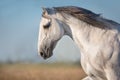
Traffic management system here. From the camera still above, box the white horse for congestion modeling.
[38,6,120,80]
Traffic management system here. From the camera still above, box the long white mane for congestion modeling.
[53,6,120,29]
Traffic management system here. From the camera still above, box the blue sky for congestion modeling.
[0,0,120,62]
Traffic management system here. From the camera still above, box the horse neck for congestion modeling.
[62,16,105,53]
[56,13,106,52]
[65,18,119,55]
[66,20,91,51]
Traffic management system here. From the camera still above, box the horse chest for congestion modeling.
[80,53,106,80]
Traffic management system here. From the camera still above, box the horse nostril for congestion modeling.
[40,52,44,57]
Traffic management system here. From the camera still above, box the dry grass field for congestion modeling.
[0,63,86,80]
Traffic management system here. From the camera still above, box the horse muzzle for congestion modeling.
[39,49,53,59]
[38,41,56,59]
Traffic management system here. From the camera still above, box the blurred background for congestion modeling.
[0,0,120,80]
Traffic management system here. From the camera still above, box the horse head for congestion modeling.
[38,7,65,59]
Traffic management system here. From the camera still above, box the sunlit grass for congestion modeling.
[0,63,86,80]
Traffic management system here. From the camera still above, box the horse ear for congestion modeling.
[42,7,51,20]
[42,7,46,12]
[42,7,49,15]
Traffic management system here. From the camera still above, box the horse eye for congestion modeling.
[43,22,51,28]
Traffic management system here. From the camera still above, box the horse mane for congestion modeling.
[54,6,119,29]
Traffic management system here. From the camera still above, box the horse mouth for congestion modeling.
[40,50,53,59]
